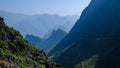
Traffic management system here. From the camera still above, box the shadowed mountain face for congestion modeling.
[25,29,67,53]
[49,0,120,68]
[0,11,79,38]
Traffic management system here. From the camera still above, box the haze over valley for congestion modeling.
[0,0,120,68]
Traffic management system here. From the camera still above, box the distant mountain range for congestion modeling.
[25,29,67,53]
[49,0,120,68]
[0,17,62,68]
[0,10,79,38]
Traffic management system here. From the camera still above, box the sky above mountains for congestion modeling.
[0,0,91,16]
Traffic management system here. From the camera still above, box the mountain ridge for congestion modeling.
[0,10,79,38]
[25,29,67,53]
[50,0,120,68]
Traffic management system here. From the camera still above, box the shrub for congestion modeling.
[0,40,6,48]
[39,64,46,68]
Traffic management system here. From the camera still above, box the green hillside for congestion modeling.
[0,17,62,68]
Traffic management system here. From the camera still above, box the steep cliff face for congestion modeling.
[50,0,120,68]
[0,17,62,68]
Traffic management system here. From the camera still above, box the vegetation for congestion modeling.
[75,55,98,68]
[0,17,62,68]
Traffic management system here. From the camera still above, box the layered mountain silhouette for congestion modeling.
[0,10,78,38]
[25,29,67,53]
[49,0,120,68]
[0,17,62,68]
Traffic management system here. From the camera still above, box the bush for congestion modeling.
[0,40,6,48]
[39,64,46,68]
[9,27,17,35]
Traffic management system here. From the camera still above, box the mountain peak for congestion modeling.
[50,0,120,68]
[25,29,67,52]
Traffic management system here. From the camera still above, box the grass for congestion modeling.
[12,55,23,62]
[19,64,28,68]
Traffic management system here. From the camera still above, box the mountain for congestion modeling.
[0,10,79,38]
[25,34,43,49]
[0,17,62,68]
[25,29,67,53]
[49,0,120,68]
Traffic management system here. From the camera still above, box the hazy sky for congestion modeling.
[0,0,91,16]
